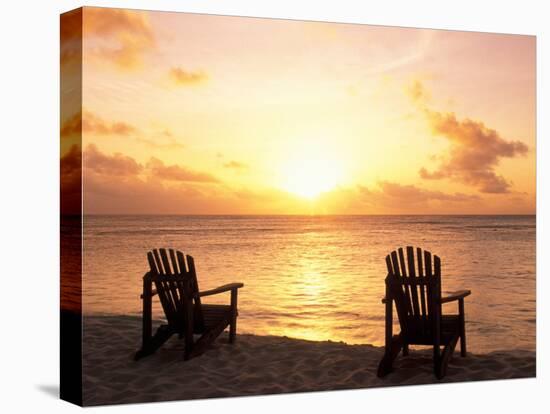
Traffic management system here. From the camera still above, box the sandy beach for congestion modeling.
[82,315,535,406]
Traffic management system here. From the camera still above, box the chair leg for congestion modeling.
[433,344,441,378]
[377,334,403,377]
[188,319,229,359]
[460,331,467,357]
[135,325,174,360]
[436,334,459,379]
[403,343,409,356]
[229,318,237,343]
[459,299,467,357]
[183,302,195,361]
[229,289,238,344]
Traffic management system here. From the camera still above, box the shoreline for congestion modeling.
[82,315,535,406]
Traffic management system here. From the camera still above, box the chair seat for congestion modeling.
[198,304,233,331]
[404,315,461,345]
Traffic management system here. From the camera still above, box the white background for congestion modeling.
[0,0,547,412]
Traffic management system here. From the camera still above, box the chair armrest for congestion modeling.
[440,289,471,303]
[199,282,244,297]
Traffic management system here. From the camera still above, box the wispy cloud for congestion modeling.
[406,79,431,104]
[169,67,208,86]
[223,160,248,170]
[134,136,185,150]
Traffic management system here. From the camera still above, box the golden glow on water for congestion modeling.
[83,215,536,353]
[272,237,337,342]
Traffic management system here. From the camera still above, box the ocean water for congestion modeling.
[82,215,536,353]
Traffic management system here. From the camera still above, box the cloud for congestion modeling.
[60,145,82,214]
[83,8,155,69]
[61,145,82,177]
[169,67,208,86]
[62,112,186,151]
[84,111,137,136]
[359,181,479,208]
[134,136,185,150]
[83,145,215,182]
[410,81,529,193]
[60,9,82,67]
[79,147,309,214]
[61,111,137,138]
[83,144,220,183]
[83,173,240,214]
[224,160,248,170]
[80,146,221,207]
[60,112,82,138]
[81,150,253,214]
[420,109,528,193]
[84,144,143,176]
[147,157,220,183]
[407,79,430,104]
[78,147,531,214]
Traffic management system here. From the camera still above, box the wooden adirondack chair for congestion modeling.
[135,248,244,361]
[377,246,471,379]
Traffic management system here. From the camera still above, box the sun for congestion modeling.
[281,154,344,199]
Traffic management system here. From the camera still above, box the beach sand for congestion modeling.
[82,315,536,406]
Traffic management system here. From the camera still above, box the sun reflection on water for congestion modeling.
[83,215,536,352]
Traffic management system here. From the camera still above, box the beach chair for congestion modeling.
[135,248,244,361]
[377,246,471,379]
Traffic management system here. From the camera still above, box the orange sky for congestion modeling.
[61,7,536,215]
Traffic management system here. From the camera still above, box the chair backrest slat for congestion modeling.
[416,247,427,317]
[147,248,204,329]
[433,254,442,319]
[185,254,204,329]
[152,249,164,273]
[424,249,433,322]
[385,246,442,341]
[406,246,421,317]
[169,249,188,314]
[388,251,407,327]
[159,248,182,317]
[397,248,414,319]
[385,255,393,275]
[147,250,176,323]
[169,249,179,273]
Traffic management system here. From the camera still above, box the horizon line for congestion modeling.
[75,213,537,217]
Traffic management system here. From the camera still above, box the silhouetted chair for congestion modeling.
[377,246,471,379]
[135,248,243,361]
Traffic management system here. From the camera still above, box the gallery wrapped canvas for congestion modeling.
[60,6,536,407]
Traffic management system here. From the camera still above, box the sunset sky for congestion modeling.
[61,7,536,214]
